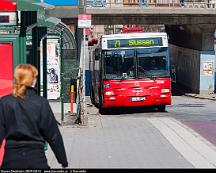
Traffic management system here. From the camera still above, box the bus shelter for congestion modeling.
[0,0,77,122]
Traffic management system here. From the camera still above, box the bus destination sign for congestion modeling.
[107,37,163,48]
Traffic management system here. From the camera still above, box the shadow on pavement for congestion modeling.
[172,103,206,107]
[99,106,168,115]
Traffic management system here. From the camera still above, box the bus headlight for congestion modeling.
[105,91,114,96]
[161,89,170,93]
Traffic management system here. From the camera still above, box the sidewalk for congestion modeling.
[47,97,216,168]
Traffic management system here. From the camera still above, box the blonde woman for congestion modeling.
[0,64,68,169]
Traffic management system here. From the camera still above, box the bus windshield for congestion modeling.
[137,47,170,78]
[103,49,135,80]
[102,47,170,80]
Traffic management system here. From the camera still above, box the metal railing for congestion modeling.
[85,0,216,8]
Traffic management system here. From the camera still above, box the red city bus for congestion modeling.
[89,32,171,113]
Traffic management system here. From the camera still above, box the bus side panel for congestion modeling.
[0,43,13,97]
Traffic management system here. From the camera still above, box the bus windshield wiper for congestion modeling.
[119,76,126,82]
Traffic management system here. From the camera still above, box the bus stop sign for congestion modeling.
[78,14,91,28]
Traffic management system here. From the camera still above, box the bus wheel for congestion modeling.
[157,105,166,112]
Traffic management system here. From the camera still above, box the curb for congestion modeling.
[184,94,216,101]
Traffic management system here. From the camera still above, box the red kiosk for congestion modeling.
[0,0,17,97]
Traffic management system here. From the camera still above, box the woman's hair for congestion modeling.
[12,64,38,99]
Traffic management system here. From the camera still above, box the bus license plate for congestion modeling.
[131,97,145,102]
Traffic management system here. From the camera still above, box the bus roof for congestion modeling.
[102,32,167,39]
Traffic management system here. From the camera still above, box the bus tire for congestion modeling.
[157,105,166,112]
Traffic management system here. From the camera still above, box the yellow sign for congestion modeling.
[128,40,155,46]
[108,37,162,48]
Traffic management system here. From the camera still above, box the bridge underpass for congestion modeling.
[47,5,216,94]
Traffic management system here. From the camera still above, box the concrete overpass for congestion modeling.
[47,1,216,25]
[85,7,216,25]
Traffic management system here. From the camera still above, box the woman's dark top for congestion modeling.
[0,87,68,167]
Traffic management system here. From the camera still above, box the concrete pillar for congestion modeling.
[166,24,216,94]
[199,51,215,94]
[198,24,215,94]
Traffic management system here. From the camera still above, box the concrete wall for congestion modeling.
[169,44,200,93]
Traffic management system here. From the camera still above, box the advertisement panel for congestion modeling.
[202,61,213,76]
[47,38,61,100]
[44,0,79,5]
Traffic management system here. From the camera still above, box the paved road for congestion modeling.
[169,96,216,147]
[47,96,216,169]
[169,96,216,120]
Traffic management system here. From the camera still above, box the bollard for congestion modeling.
[70,85,75,113]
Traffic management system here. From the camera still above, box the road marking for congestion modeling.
[148,117,216,168]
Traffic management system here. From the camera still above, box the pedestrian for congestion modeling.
[148,58,159,70]
[0,64,68,169]
[180,0,184,7]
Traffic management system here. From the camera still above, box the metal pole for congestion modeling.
[83,28,86,112]
[60,31,65,123]
[42,37,47,99]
